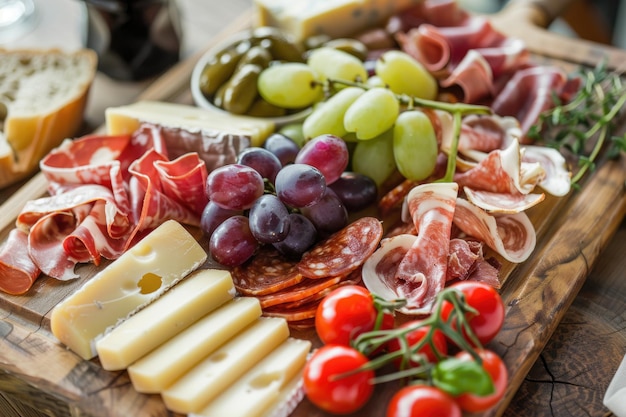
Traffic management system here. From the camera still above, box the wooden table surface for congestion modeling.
[1,1,625,417]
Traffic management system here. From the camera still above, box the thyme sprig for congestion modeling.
[527,62,626,186]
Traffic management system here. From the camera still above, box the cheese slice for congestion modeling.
[254,0,421,42]
[95,268,235,371]
[197,338,311,417]
[105,100,275,148]
[128,297,262,394]
[50,220,207,360]
[161,317,290,414]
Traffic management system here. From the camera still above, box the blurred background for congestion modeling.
[1,0,624,127]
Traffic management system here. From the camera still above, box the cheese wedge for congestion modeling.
[50,220,207,360]
[105,100,275,148]
[254,0,421,42]
[198,338,311,417]
[95,268,235,371]
[161,317,289,414]
[128,297,262,394]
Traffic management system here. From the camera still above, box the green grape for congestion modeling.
[302,86,365,140]
[352,128,396,186]
[343,87,399,140]
[375,50,438,100]
[307,47,368,84]
[279,123,306,147]
[393,110,438,181]
[366,75,386,88]
[257,63,323,109]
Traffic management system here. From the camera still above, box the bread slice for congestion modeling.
[0,48,97,188]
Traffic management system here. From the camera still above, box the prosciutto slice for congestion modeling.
[453,198,536,263]
[1,125,209,291]
[363,182,458,315]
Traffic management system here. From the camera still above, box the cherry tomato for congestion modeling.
[303,344,374,414]
[454,349,508,412]
[441,281,505,346]
[386,320,448,366]
[315,285,378,346]
[387,385,462,417]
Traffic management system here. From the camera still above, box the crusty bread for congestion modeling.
[0,48,97,188]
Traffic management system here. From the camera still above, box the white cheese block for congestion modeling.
[105,100,275,148]
[254,0,421,42]
[161,317,290,414]
[50,220,207,360]
[198,338,311,417]
[127,296,262,394]
[95,268,235,371]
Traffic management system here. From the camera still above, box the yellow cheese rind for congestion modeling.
[50,220,207,360]
[128,297,262,394]
[95,269,235,371]
[105,100,275,147]
[253,0,422,42]
[161,317,290,414]
[198,338,311,417]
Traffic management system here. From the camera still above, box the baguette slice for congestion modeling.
[0,48,97,188]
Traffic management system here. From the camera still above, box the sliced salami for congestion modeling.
[298,217,383,279]
[231,246,304,296]
[263,299,320,322]
[257,276,343,309]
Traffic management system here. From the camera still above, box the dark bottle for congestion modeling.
[83,0,182,81]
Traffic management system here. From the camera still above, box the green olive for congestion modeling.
[304,34,332,51]
[250,26,304,62]
[222,64,263,115]
[246,97,288,117]
[199,44,249,96]
[212,82,228,109]
[235,45,272,71]
[322,38,369,61]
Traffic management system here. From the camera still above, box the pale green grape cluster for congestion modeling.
[257,47,441,186]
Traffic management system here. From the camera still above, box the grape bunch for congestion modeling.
[257,46,441,186]
[201,133,378,267]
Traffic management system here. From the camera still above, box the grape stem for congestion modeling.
[323,78,492,116]
[322,78,491,182]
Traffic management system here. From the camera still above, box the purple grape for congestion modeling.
[329,171,378,212]
[263,133,300,166]
[273,213,317,259]
[295,134,349,184]
[209,215,259,267]
[275,163,326,208]
[300,188,348,237]
[237,147,282,183]
[248,194,290,243]
[200,201,242,237]
[206,164,264,210]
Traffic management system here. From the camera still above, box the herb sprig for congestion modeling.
[527,62,626,186]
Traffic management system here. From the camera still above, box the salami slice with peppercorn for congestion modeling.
[297,217,383,279]
[231,246,304,296]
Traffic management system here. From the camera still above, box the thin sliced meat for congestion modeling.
[453,197,536,263]
[447,238,481,281]
[257,276,343,309]
[0,229,40,295]
[263,300,319,322]
[440,50,494,103]
[364,183,458,315]
[231,246,304,296]
[454,140,545,195]
[491,66,569,138]
[464,187,545,213]
[298,217,383,279]
[522,145,571,197]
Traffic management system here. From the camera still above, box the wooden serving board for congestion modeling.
[1,2,626,417]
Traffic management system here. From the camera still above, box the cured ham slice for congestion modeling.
[453,198,536,263]
[464,187,544,214]
[522,145,571,197]
[454,140,545,196]
[363,182,458,315]
[491,66,569,138]
[0,229,40,295]
[2,125,210,289]
[439,50,494,103]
